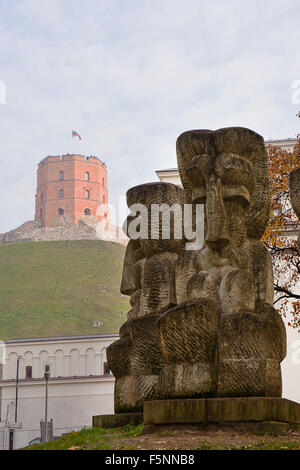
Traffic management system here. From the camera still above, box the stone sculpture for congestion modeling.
[289,167,300,252]
[157,127,286,399]
[107,182,185,412]
[107,127,287,414]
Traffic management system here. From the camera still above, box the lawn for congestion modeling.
[22,423,300,450]
[0,240,129,340]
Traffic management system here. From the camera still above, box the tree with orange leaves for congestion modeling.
[262,140,300,329]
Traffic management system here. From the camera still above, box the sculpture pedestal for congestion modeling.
[143,397,300,425]
[93,412,143,429]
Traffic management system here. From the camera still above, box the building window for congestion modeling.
[59,189,64,198]
[85,172,90,181]
[25,366,32,379]
[9,430,14,451]
[41,193,43,202]
[59,171,64,181]
[40,208,42,220]
[102,177,105,187]
[85,190,90,199]
[103,195,105,204]
[103,362,111,375]
[84,208,91,215]
[58,208,64,215]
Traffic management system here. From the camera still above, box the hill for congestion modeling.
[0,240,129,340]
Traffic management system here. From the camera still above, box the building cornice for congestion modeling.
[38,155,107,167]
[4,333,119,345]
[0,374,115,386]
[156,138,299,177]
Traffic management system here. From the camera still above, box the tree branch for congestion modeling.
[274,284,300,299]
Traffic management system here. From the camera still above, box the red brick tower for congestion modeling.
[35,154,108,226]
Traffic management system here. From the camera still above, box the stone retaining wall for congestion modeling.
[0,219,128,245]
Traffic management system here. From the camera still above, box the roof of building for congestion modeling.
[4,334,119,344]
[38,154,106,166]
[156,138,299,175]
[264,137,298,144]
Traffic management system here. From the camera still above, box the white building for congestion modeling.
[156,137,298,184]
[265,137,298,152]
[156,136,300,406]
[0,334,118,450]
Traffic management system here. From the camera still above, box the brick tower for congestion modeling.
[35,154,108,226]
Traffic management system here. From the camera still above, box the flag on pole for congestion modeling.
[72,129,82,140]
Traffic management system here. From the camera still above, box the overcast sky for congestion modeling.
[0,0,300,233]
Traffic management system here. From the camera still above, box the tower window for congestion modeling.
[103,195,105,204]
[102,177,105,186]
[58,208,64,215]
[84,208,91,215]
[85,190,90,199]
[85,172,90,181]
[59,171,64,181]
[59,189,64,198]
[25,366,32,380]
[40,208,42,220]
[41,193,43,202]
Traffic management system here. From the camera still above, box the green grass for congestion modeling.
[22,424,144,450]
[0,240,129,340]
[21,424,300,450]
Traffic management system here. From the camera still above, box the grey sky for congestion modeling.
[0,0,300,232]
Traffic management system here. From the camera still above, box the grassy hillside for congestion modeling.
[0,240,129,340]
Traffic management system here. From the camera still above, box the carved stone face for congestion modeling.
[125,182,186,256]
[176,127,270,241]
[185,152,255,252]
[120,239,144,319]
[121,182,186,318]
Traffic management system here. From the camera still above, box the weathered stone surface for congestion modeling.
[157,363,215,400]
[107,336,132,379]
[156,300,219,398]
[126,182,186,256]
[154,127,286,399]
[176,127,270,239]
[108,126,287,417]
[93,412,143,428]
[0,217,128,245]
[144,397,300,425]
[120,239,142,296]
[141,253,178,315]
[175,250,198,304]
[157,301,219,365]
[114,375,158,413]
[107,182,185,413]
[130,315,164,376]
[217,308,286,397]
[289,167,300,251]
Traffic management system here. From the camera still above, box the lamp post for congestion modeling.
[15,355,21,423]
[44,366,51,442]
